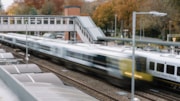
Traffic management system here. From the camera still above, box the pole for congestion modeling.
[131,11,136,101]
[169,21,171,35]
[115,14,117,37]
[142,19,144,37]
[73,18,76,42]
[169,20,172,42]
[120,20,123,38]
[140,18,142,40]
[25,21,29,64]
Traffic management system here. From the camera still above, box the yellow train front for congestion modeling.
[119,56,153,87]
[93,52,153,87]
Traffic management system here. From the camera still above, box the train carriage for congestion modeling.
[0,33,154,88]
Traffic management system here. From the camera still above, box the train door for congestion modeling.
[177,67,180,83]
[135,56,146,72]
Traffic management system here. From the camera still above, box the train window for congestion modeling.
[4,37,12,41]
[149,62,155,70]
[39,45,50,51]
[157,63,164,72]
[16,40,26,45]
[166,65,174,74]
[93,55,107,67]
[177,67,180,76]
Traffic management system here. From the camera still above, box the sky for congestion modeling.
[1,0,14,10]
[1,0,95,11]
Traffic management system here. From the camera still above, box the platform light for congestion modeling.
[131,11,167,101]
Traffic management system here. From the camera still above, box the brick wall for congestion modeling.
[64,6,82,42]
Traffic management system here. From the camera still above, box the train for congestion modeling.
[3,32,179,88]
[0,33,154,87]
[96,42,180,90]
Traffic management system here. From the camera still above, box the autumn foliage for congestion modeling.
[4,0,180,37]
[6,0,83,15]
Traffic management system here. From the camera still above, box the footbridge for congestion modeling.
[0,15,105,43]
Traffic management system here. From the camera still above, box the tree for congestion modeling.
[64,0,83,6]
[139,0,174,39]
[0,0,3,14]
[81,0,105,16]
[92,0,141,36]
[29,7,38,15]
[51,0,64,15]
[24,0,45,9]
[92,1,114,36]
[6,2,32,15]
[40,0,55,15]
[0,0,2,10]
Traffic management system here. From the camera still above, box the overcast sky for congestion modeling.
[1,0,14,10]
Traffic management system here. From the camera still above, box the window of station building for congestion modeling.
[10,17,15,24]
[63,19,66,24]
[50,18,54,24]
[157,63,164,72]
[24,18,29,24]
[166,65,175,75]
[149,61,155,70]
[56,18,61,24]
[44,18,48,24]
[69,19,74,24]
[177,67,180,76]
[37,18,42,24]
[17,18,22,24]
[3,17,8,24]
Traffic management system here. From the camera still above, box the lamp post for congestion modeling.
[167,20,172,42]
[115,14,117,37]
[132,11,167,101]
[25,20,29,64]
[139,18,142,40]
[142,19,144,38]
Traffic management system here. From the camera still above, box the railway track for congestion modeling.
[135,88,180,101]
[1,44,179,101]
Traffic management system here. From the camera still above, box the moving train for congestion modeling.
[0,33,153,87]
[97,42,180,90]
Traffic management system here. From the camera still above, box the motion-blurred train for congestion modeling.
[0,33,179,89]
[0,33,153,87]
[99,46,180,90]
